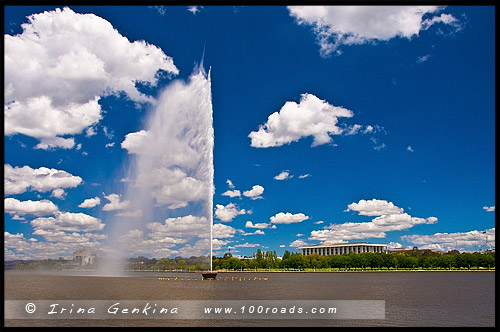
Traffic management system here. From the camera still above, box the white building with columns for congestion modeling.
[299,242,387,256]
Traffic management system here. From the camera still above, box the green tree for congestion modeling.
[284,253,309,269]
[437,254,455,269]
[337,254,351,270]
[455,252,474,269]
[254,248,263,262]
[368,253,385,269]
[480,252,495,268]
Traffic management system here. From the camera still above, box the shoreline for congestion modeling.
[211,269,495,273]
[5,268,494,274]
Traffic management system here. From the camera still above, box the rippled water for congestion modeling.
[4,270,495,327]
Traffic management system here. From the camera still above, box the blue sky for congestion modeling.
[4,5,495,260]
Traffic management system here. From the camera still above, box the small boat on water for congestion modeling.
[201,271,217,280]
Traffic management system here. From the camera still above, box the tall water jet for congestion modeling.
[105,64,214,274]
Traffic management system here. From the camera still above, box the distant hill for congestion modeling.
[4,260,26,269]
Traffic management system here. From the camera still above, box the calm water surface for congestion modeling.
[4,270,495,327]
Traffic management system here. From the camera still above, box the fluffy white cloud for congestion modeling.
[226,179,235,188]
[215,203,246,222]
[4,231,103,260]
[345,198,404,216]
[290,239,308,247]
[274,170,293,181]
[4,7,178,148]
[187,6,202,15]
[233,242,260,248]
[402,228,495,252]
[270,212,309,224]
[4,164,83,195]
[483,206,495,212]
[299,174,311,179]
[387,242,403,250]
[34,136,76,150]
[222,190,241,198]
[31,211,105,232]
[212,238,231,251]
[310,222,387,243]
[240,229,265,236]
[102,193,130,211]
[243,185,264,200]
[50,188,66,200]
[310,199,437,243]
[121,130,150,155]
[245,221,276,229]
[249,93,354,148]
[212,223,237,238]
[78,197,101,208]
[5,198,59,216]
[288,6,463,57]
[371,213,437,231]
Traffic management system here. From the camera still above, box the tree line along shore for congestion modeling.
[6,249,495,272]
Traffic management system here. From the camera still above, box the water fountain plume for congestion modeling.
[102,64,214,275]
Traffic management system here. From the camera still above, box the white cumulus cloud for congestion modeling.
[78,197,101,208]
[345,198,404,216]
[50,188,67,200]
[5,231,104,260]
[249,93,355,148]
[243,185,264,200]
[5,198,59,216]
[212,223,237,238]
[290,239,308,247]
[245,221,276,229]
[310,198,437,243]
[274,170,293,181]
[102,193,130,211]
[4,7,178,149]
[31,211,105,232]
[4,164,83,195]
[270,212,310,224]
[222,190,241,198]
[215,203,246,222]
[287,6,463,57]
[402,228,495,252]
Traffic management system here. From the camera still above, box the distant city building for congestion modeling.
[390,246,441,254]
[299,242,387,256]
[73,247,100,266]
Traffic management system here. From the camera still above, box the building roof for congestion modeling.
[299,242,387,249]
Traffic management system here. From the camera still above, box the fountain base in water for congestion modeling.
[201,271,218,280]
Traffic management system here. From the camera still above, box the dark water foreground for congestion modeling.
[4,270,495,327]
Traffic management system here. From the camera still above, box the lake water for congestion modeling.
[4,270,495,327]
